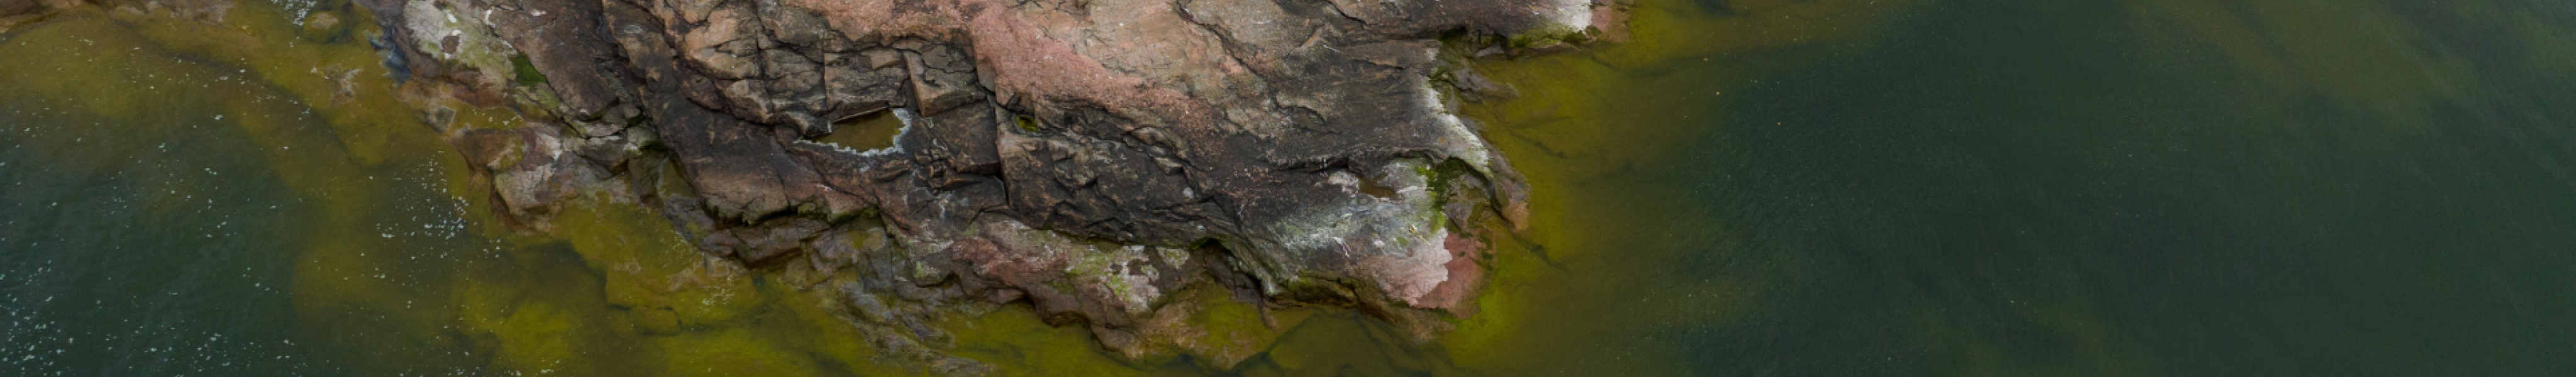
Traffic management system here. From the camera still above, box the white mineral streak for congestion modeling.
[402,0,514,87]
[858,108,918,158]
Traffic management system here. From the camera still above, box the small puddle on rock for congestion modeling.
[811,110,905,153]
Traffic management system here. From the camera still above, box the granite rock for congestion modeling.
[363,0,1616,368]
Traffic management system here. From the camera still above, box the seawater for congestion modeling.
[4,0,2573,376]
[1458,0,2576,375]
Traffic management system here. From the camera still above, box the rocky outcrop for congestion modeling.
[360,0,1614,368]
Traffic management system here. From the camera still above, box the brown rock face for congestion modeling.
[360,0,1611,368]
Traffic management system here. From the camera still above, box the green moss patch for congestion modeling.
[510,55,548,85]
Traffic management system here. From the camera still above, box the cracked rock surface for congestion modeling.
[359,0,1613,368]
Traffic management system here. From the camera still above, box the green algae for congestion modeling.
[1158,286,1310,370]
[1013,114,1043,133]
[652,328,829,376]
[449,254,647,376]
[942,303,1164,376]
[425,197,841,376]
[1501,22,1588,51]
[1436,0,1919,373]
[510,55,549,85]
[0,4,533,373]
[550,198,771,328]
[0,4,910,376]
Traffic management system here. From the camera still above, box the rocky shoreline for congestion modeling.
[337,0,1621,370]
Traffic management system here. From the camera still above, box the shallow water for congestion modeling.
[5,0,2575,376]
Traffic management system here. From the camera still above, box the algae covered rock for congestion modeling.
[358,0,1620,369]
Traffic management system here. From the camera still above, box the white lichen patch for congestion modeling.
[1535,0,1597,31]
[1269,158,1457,306]
[1155,246,1190,268]
[981,219,1172,315]
[401,0,518,87]
[1410,53,1513,183]
[1071,245,1161,314]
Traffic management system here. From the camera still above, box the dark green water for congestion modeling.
[1454,0,2576,375]
[0,79,318,374]
[6,0,2575,376]
[1689,3,2576,374]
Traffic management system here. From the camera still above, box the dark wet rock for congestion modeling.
[0,0,43,19]
[699,217,831,265]
[455,125,609,228]
[365,0,1617,368]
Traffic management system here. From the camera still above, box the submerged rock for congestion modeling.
[357,0,1619,368]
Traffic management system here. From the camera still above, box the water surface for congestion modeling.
[6,0,2575,376]
[1458,0,2576,375]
